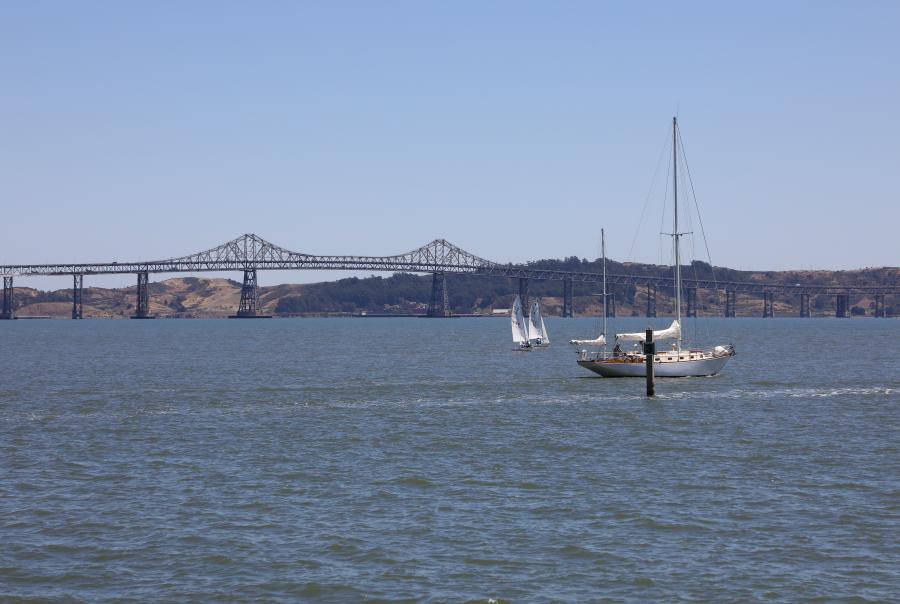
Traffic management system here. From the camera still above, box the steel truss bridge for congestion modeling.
[1,233,897,320]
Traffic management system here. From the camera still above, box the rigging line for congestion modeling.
[654,136,673,271]
[680,147,702,321]
[659,232,670,285]
[678,148,709,339]
[678,126,722,306]
[627,131,671,263]
[658,141,672,270]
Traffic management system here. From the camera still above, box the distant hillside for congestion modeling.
[13,278,246,319]
[8,260,899,318]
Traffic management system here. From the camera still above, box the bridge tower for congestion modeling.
[607,291,616,317]
[762,291,775,318]
[835,293,849,318]
[646,284,657,318]
[518,278,529,317]
[131,271,153,319]
[799,293,810,317]
[231,269,270,318]
[724,290,736,317]
[685,287,697,317]
[1,276,14,320]
[562,278,574,318]
[874,294,885,318]
[426,272,451,317]
[72,274,83,319]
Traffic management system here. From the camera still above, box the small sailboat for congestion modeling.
[577,117,735,378]
[511,295,532,351]
[570,228,609,347]
[528,300,550,348]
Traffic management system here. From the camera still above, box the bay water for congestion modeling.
[1,317,897,601]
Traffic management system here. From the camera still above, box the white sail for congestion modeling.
[511,295,527,344]
[529,302,544,339]
[527,304,542,342]
[615,319,681,343]
[539,313,550,344]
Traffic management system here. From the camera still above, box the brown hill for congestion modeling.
[12,278,244,318]
[6,265,899,319]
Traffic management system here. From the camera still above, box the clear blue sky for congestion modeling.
[2,1,898,290]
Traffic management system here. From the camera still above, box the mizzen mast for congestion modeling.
[601,228,607,352]
[673,116,683,352]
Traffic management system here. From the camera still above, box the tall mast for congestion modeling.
[673,116,682,351]
[601,228,607,348]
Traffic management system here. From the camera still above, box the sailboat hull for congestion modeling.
[577,354,732,378]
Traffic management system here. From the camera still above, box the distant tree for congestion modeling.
[850,306,866,316]
[274,295,308,314]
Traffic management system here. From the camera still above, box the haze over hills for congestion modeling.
[9,258,899,319]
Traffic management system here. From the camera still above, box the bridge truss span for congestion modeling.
[0,234,500,277]
[0,233,898,320]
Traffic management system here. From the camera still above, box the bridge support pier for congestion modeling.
[606,291,616,317]
[426,272,451,317]
[874,294,885,318]
[518,278,529,317]
[799,293,810,317]
[835,293,848,318]
[562,278,574,318]
[762,292,774,318]
[230,268,270,318]
[685,288,697,317]
[724,290,736,317]
[1,276,14,320]
[72,274,83,319]
[646,284,657,318]
[131,271,154,319]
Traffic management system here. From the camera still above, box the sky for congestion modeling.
[2,1,898,291]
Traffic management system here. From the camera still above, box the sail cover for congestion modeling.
[511,295,527,343]
[615,320,681,342]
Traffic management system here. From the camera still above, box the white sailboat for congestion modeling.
[570,228,609,347]
[577,117,735,378]
[511,295,532,351]
[529,300,550,348]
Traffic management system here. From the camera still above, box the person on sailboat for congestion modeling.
[613,344,622,357]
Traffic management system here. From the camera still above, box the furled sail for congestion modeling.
[511,295,527,344]
[615,320,681,342]
[570,335,606,346]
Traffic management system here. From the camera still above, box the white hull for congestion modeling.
[577,352,732,378]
